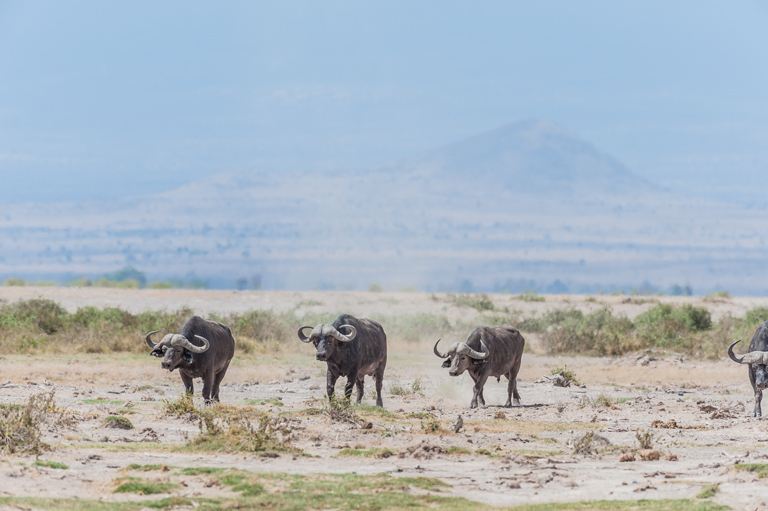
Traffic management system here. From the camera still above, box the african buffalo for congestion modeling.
[298,314,387,407]
[434,324,525,409]
[728,320,768,417]
[146,316,235,404]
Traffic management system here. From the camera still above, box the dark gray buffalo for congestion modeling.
[728,320,768,417]
[298,314,387,407]
[146,316,235,404]
[434,324,525,409]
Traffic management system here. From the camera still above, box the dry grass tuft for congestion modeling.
[0,391,73,454]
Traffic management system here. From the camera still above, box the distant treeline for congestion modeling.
[1,267,209,290]
[0,298,765,360]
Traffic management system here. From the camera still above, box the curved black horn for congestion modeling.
[433,339,448,358]
[727,340,744,364]
[145,330,160,349]
[297,326,313,343]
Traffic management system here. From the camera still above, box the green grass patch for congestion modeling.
[733,463,768,478]
[124,464,171,472]
[446,446,472,455]
[337,448,396,458]
[32,460,68,469]
[512,449,564,457]
[509,501,730,510]
[83,399,124,405]
[696,484,719,499]
[357,403,398,418]
[113,477,180,495]
[103,416,133,430]
[244,398,283,406]
[178,466,224,475]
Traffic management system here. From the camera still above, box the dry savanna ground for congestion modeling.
[1,288,768,511]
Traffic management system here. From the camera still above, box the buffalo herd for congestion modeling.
[145,313,767,415]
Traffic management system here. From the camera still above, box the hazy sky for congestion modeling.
[1,1,767,204]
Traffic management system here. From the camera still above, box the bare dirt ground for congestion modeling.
[1,289,767,510]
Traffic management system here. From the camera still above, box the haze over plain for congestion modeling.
[0,1,766,293]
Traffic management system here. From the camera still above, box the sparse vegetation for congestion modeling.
[114,477,180,494]
[245,398,284,406]
[516,290,545,302]
[32,460,68,470]
[496,301,760,358]
[389,377,424,396]
[162,393,200,417]
[0,391,72,454]
[549,363,579,386]
[635,428,654,449]
[103,415,133,429]
[190,406,297,454]
[733,463,768,478]
[447,293,495,311]
[322,396,359,424]
[420,417,442,433]
[0,296,765,359]
[338,447,396,458]
[696,484,719,499]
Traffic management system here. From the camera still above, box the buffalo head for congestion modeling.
[434,338,489,376]
[297,324,357,361]
[145,330,210,372]
[728,340,768,390]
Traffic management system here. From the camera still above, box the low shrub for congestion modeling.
[191,407,296,454]
[0,391,73,454]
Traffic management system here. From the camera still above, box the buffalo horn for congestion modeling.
[171,335,210,353]
[297,326,314,343]
[145,330,160,349]
[332,324,357,342]
[467,340,490,360]
[728,340,768,365]
[433,339,448,358]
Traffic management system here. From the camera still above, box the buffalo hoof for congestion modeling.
[513,399,521,407]
[470,403,477,409]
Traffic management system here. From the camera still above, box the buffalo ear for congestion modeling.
[471,359,487,366]
[150,350,163,358]
[182,350,193,363]
[441,359,451,368]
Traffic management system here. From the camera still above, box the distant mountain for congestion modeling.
[399,120,658,196]
[1,120,766,294]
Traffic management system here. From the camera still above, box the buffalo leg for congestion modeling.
[469,373,486,407]
[344,370,359,401]
[470,372,490,409]
[201,372,216,405]
[211,362,230,403]
[180,372,194,396]
[355,377,365,404]
[750,368,763,417]
[374,362,385,407]
[506,356,523,407]
[326,370,339,400]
